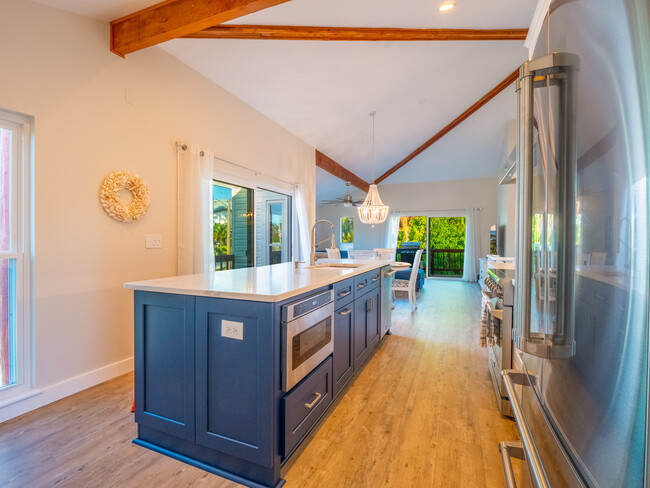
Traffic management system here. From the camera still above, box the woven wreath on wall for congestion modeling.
[99,170,150,223]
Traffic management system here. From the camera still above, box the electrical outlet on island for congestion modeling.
[222,320,244,340]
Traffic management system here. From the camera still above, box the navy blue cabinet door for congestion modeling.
[333,304,354,398]
[195,297,275,468]
[353,295,370,370]
[366,288,380,349]
[134,292,196,441]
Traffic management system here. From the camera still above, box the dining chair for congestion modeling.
[374,248,396,261]
[326,248,341,259]
[589,252,607,266]
[392,249,422,311]
[348,249,375,260]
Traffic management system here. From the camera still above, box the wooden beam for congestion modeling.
[184,25,529,41]
[375,67,520,184]
[316,150,370,193]
[110,0,292,57]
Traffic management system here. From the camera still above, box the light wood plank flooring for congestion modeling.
[0,280,520,487]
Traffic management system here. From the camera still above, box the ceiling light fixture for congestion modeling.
[439,2,455,11]
[358,111,389,226]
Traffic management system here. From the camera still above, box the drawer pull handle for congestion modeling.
[372,276,379,282]
[338,290,351,298]
[305,392,322,409]
[339,308,352,316]
[358,283,366,288]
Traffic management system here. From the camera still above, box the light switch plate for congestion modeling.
[222,320,244,340]
[146,234,162,249]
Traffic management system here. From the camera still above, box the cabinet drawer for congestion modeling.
[282,357,333,458]
[367,269,381,291]
[354,273,370,297]
[354,270,381,298]
[333,278,354,308]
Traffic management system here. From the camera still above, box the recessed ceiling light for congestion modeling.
[439,2,455,11]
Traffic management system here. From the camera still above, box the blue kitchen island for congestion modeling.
[125,260,392,488]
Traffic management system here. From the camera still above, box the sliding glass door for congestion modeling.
[394,214,468,278]
[212,181,292,270]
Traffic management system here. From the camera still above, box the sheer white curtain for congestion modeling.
[294,184,311,262]
[385,215,400,248]
[462,208,481,282]
[177,142,215,275]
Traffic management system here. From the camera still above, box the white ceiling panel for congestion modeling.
[31,0,536,202]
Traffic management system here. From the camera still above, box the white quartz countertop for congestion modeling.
[124,259,391,302]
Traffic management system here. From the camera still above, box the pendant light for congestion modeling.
[358,111,389,225]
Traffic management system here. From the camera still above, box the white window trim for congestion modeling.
[0,110,34,404]
[211,164,295,267]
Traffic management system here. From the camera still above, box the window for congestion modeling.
[0,109,32,401]
[341,217,354,244]
[212,176,293,271]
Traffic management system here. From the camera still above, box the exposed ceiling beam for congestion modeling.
[110,0,292,57]
[184,25,529,41]
[316,150,370,193]
[375,67,520,184]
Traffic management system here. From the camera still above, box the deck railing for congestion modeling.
[429,248,464,276]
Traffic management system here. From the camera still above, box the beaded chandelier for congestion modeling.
[357,111,389,225]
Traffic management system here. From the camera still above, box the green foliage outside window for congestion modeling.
[429,217,466,249]
[430,217,466,276]
[341,217,354,243]
[214,222,229,255]
[396,216,427,249]
[396,216,427,268]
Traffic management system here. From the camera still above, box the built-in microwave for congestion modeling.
[282,290,334,391]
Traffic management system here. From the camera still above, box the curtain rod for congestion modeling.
[212,154,295,188]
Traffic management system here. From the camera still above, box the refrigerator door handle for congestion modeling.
[502,369,551,488]
[515,54,578,359]
[499,441,525,488]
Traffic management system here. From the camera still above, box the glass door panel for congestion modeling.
[213,181,254,270]
[268,203,283,264]
[427,217,465,277]
[1,127,10,252]
[0,126,15,389]
[0,258,16,389]
[256,189,291,266]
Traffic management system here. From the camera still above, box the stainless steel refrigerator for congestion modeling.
[500,0,650,486]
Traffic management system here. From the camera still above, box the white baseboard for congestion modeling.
[0,357,134,424]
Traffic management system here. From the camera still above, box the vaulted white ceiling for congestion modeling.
[33,0,536,203]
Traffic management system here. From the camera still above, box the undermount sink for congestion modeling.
[304,263,364,270]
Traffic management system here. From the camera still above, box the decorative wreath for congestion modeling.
[99,170,150,223]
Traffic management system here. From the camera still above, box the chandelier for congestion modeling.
[358,111,389,225]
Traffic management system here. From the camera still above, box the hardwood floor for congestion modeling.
[0,280,520,487]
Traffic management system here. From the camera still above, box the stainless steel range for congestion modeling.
[483,263,515,417]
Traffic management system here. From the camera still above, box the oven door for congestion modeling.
[284,302,334,391]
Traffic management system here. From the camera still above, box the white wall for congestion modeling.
[0,0,315,421]
[317,176,499,259]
